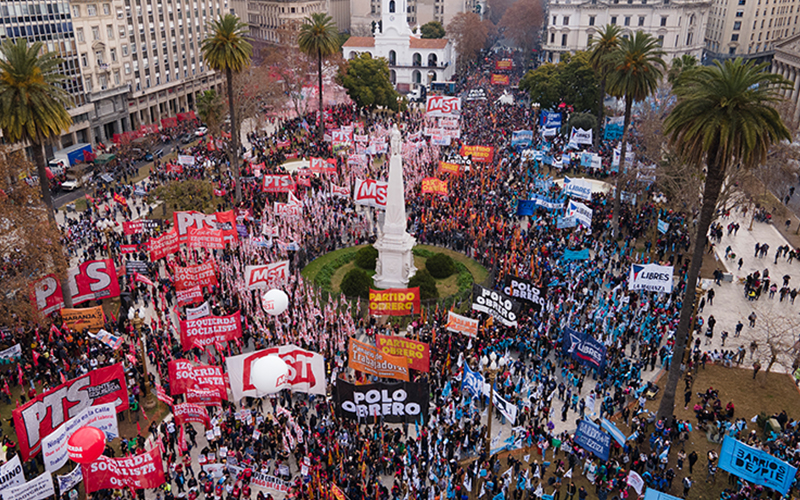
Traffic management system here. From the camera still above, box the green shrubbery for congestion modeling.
[354,245,378,270]
[408,269,439,300]
[426,252,455,279]
[340,268,373,299]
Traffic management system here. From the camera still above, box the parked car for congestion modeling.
[195,126,208,137]
[181,133,194,144]
[144,152,154,161]
[61,178,81,191]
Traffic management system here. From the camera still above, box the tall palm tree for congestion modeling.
[196,89,224,138]
[0,39,72,220]
[667,53,698,88]
[656,59,790,418]
[201,14,252,203]
[588,24,621,148]
[606,31,666,235]
[298,13,339,140]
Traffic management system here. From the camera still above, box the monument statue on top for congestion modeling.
[373,124,417,289]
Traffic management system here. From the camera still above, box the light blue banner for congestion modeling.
[561,248,590,261]
[657,219,669,234]
[601,418,626,447]
[718,435,797,495]
[643,488,683,500]
[461,363,485,398]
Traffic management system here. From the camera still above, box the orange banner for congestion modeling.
[491,74,510,85]
[445,310,479,337]
[368,287,420,316]
[348,338,409,381]
[331,485,347,500]
[439,161,461,175]
[61,306,105,332]
[495,59,513,70]
[460,145,494,163]
[421,177,448,196]
[376,334,430,372]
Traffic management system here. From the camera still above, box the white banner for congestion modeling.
[0,456,25,494]
[244,261,290,291]
[353,178,387,209]
[492,392,518,425]
[178,155,196,166]
[2,472,54,500]
[629,263,674,293]
[41,403,119,472]
[569,127,593,145]
[425,96,461,117]
[567,200,593,231]
[563,176,592,200]
[0,344,22,363]
[226,345,326,400]
[186,302,210,320]
[627,471,644,495]
[56,466,82,493]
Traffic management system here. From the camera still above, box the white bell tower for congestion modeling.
[381,0,413,37]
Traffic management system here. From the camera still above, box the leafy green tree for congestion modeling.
[0,39,72,220]
[420,21,445,38]
[150,179,221,214]
[408,269,439,300]
[341,268,373,299]
[588,24,621,147]
[447,13,489,69]
[606,31,666,236]
[337,53,405,111]
[298,13,339,140]
[195,90,224,138]
[519,52,598,112]
[656,59,791,419]
[565,112,597,136]
[354,245,378,270]
[667,54,699,89]
[498,0,544,54]
[201,14,252,204]
[426,253,455,279]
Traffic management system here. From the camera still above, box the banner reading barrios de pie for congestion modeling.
[348,338,409,381]
[368,288,420,316]
[375,335,430,372]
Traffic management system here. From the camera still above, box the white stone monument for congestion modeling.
[373,125,417,289]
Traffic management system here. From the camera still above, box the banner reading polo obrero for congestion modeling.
[445,311,479,337]
[148,228,179,260]
[61,306,105,332]
[226,344,327,400]
[629,263,674,293]
[180,311,242,350]
[348,338,410,381]
[82,447,165,494]
[29,274,64,316]
[41,403,119,472]
[173,261,217,291]
[460,145,494,163]
[420,178,448,197]
[334,380,428,423]
[244,261,290,291]
[13,363,129,460]
[168,360,227,399]
[0,471,54,500]
[368,287,421,316]
[353,178,388,209]
[376,335,430,372]
[503,276,547,312]
[66,259,120,305]
[471,284,521,327]
[425,95,461,117]
[718,435,797,495]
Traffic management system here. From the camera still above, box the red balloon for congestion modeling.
[67,427,106,464]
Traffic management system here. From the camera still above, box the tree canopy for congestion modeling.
[519,51,599,112]
[420,21,445,39]
[447,13,490,69]
[337,53,405,111]
[499,0,544,52]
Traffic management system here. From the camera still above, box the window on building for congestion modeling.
[114,71,120,85]
[553,16,557,24]
[729,47,736,54]
[103,3,110,15]
[96,50,104,65]
[120,25,126,37]
[110,48,117,61]
[85,76,92,92]
[125,62,131,74]
[563,16,569,25]
[624,16,631,25]
[731,33,739,40]
[550,32,555,43]
[81,53,88,67]
[77,28,85,42]
[117,8,123,18]
[562,33,568,45]
[611,16,617,24]
[739,0,745,3]
[687,32,693,44]
[389,0,395,12]
[589,15,596,25]
[122,44,129,55]
[657,34,664,45]
[99,74,107,88]
[734,21,741,29]
[661,16,667,26]
[107,26,114,39]
[72,6,80,17]
[87,4,97,15]
[736,10,743,16]
[92,26,100,40]
[588,34,594,44]
[638,16,645,25]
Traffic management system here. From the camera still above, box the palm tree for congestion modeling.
[298,13,339,140]
[606,31,666,236]
[656,59,790,419]
[201,14,252,203]
[196,89,224,138]
[0,39,72,220]
[588,24,621,148]
[667,54,699,88]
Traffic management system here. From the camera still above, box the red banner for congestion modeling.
[491,74,510,85]
[495,59,513,70]
[186,387,222,406]
[119,244,138,254]
[155,385,174,405]
[244,261,290,291]
[122,220,157,235]
[29,274,65,316]
[173,210,238,243]
[262,175,297,193]
[439,161,461,176]
[180,311,242,350]
[161,117,178,128]
[173,403,211,428]
[186,226,226,249]
[67,259,121,305]
[82,447,165,493]
[310,157,337,173]
[214,210,238,242]
[375,334,431,372]
[167,360,227,399]
[13,363,129,460]
[165,163,184,174]
[148,228,179,261]
[425,96,461,117]
[176,286,204,306]
[421,178,448,196]
[173,261,217,291]
[460,145,495,163]
[368,288,421,316]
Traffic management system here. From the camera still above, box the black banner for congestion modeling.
[503,275,547,312]
[471,284,521,327]
[124,260,149,275]
[334,380,429,424]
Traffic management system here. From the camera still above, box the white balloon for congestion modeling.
[262,289,289,316]
[250,355,289,394]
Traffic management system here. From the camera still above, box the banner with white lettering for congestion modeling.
[334,380,428,424]
[425,96,461,117]
[502,276,547,312]
[1,472,54,500]
[562,177,592,201]
[82,447,165,493]
[569,127,593,145]
[67,259,121,305]
[353,178,387,209]
[179,311,242,350]
[42,403,119,472]
[629,263,674,293]
[244,261,290,291]
[56,466,82,494]
[226,345,327,399]
[567,200,593,231]
[471,284,521,327]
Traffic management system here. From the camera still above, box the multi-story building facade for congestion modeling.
[772,33,800,125]
[350,0,476,36]
[0,0,95,156]
[704,0,800,61]
[541,0,710,63]
[243,0,325,44]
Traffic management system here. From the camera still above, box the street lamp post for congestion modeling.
[128,307,156,408]
[95,219,115,261]
[480,352,507,456]
[651,192,667,259]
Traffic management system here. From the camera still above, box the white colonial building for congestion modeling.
[342,0,456,92]
[542,0,711,63]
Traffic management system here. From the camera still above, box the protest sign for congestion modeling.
[445,311,479,337]
[56,466,82,493]
[244,261,290,290]
[0,456,25,494]
[460,145,494,163]
[348,338,409,381]
[179,311,242,350]
[226,345,327,399]
[334,380,428,423]
[562,328,606,370]
[562,176,592,201]
[42,403,119,472]
[186,302,210,320]
[173,261,218,291]
[353,178,388,208]
[718,436,797,495]
[425,96,461,117]
[368,288,420,316]
[503,276,547,312]
[1,472,54,500]
[421,178,448,196]
[168,360,227,399]
[471,284,521,327]
[574,419,611,460]
[375,335,430,372]
[66,259,120,305]
[629,263,674,293]
[82,447,165,493]
[29,274,64,316]
[61,306,105,332]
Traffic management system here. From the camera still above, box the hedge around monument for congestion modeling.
[408,269,439,300]
[354,245,378,270]
[425,252,456,279]
[340,268,373,299]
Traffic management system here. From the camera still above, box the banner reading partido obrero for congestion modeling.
[226,345,327,400]
[180,311,242,350]
[368,287,420,316]
[375,335,430,372]
[459,145,494,163]
[82,447,166,493]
